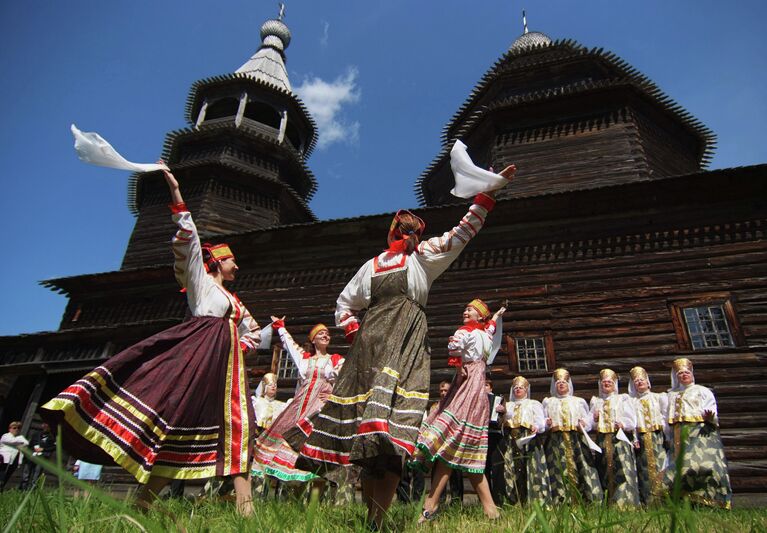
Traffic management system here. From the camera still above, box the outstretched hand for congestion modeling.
[492,306,507,322]
[159,160,184,205]
[499,164,516,182]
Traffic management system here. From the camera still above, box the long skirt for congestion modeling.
[635,430,667,505]
[498,428,551,506]
[664,422,732,509]
[545,431,603,504]
[595,433,640,507]
[251,376,332,483]
[297,269,430,475]
[412,360,489,473]
[41,316,253,482]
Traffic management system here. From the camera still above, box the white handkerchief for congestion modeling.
[449,139,509,198]
[258,323,273,351]
[71,124,168,173]
[616,428,632,446]
[515,433,537,450]
[581,425,603,453]
[487,316,503,365]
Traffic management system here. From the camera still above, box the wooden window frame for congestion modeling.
[270,345,299,379]
[506,332,556,375]
[668,293,744,351]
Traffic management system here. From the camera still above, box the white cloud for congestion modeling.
[295,67,361,150]
[320,20,330,47]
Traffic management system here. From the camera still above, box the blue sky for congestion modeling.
[1,1,765,336]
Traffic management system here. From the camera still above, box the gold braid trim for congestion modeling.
[643,430,662,500]
[562,432,578,503]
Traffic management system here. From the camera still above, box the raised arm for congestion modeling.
[415,193,495,281]
[271,317,308,379]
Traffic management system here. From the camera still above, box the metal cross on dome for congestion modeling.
[278,2,286,21]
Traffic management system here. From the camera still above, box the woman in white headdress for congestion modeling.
[664,358,732,509]
[495,376,550,506]
[542,368,603,504]
[628,366,668,505]
[589,369,640,507]
[252,373,289,434]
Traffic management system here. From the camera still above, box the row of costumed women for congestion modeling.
[490,362,732,510]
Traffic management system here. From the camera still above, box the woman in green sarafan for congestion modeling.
[495,376,551,506]
[542,369,603,504]
[628,366,668,506]
[664,358,732,509]
[589,369,640,507]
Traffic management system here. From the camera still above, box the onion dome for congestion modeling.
[509,30,552,52]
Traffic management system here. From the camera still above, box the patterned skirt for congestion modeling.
[595,433,640,507]
[297,272,430,475]
[544,431,603,504]
[635,430,667,505]
[41,316,253,482]
[251,376,332,483]
[664,422,732,509]
[498,428,551,505]
[412,359,489,473]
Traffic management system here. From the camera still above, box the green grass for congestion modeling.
[1,486,765,533]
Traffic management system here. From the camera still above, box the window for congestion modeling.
[244,101,280,129]
[669,294,743,351]
[683,305,734,349]
[273,348,299,379]
[506,333,555,374]
[204,97,239,121]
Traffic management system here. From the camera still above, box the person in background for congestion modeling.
[628,366,668,506]
[21,422,56,490]
[589,369,640,507]
[0,421,29,491]
[484,379,505,504]
[495,376,551,506]
[664,358,732,509]
[542,369,603,504]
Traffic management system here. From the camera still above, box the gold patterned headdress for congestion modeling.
[308,324,329,342]
[511,376,530,389]
[550,368,573,397]
[552,368,570,382]
[467,299,491,320]
[672,358,693,373]
[629,366,648,381]
[599,368,618,382]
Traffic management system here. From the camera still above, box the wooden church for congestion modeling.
[1,13,765,499]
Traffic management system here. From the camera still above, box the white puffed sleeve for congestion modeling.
[335,259,373,331]
[237,306,261,353]
[171,209,207,310]
[532,400,546,433]
[276,327,308,380]
[415,193,495,283]
[577,397,594,432]
[618,394,637,432]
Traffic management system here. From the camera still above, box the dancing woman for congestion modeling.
[296,163,515,528]
[42,167,260,515]
[495,376,551,506]
[252,321,344,484]
[542,369,603,504]
[589,369,640,507]
[664,358,732,509]
[413,300,505,521]
[628,366,668,506]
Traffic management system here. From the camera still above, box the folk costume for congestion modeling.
[498,377,551,506]
[252,373,289,433]
[664,358,732,509]
[298,193,498,475]
[542,369,603,504]
[589,369,640,507]
[412,299,496,474]
[42,204,260,482]
[628,366,669,505]
[252,323,343,483]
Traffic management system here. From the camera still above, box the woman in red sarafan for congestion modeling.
[42,166,260,515]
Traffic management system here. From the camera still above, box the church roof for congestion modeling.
[235,17,292,92]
